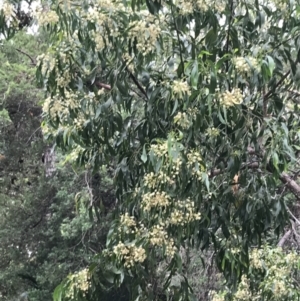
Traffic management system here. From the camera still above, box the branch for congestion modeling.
[15,48,36,65]
[95,81,111,90]
[279,172,300,199]
[171,3,184,76]
[263,70,290,101]
[226,0,234,74]
[126,66,149,100]
[277,229,291,247]
[209,162,259,178]
[210,147,300,200]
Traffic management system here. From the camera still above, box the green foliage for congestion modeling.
[212,246,300,301]
[0,29,117,301]
[3,0,300,300]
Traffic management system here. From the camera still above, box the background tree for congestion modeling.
[0,30,119,301]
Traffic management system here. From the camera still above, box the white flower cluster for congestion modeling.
[149,225,177,257]
[37,53,56,76]
[219,89,243,107]
[175,0,226,15]
[233,56,259,74]
[272,0,287,11]
[206,127,220,137]
[150,142,168,158]
[234,275,251,301]
[141,191,171,211]
[1,1,15,19]
[187,150,205,180]
[170,157,183,179]
[173,112,192,129]
[57,71,72,88]
[169,199,201,225]
[177,0,194,15]
[144,171,175,188]
[120,213,136,229]
[91,32,106,51]
[66,268,91,298]
[196,0,226,13]
[172,80,191,98]
[34,9,59,26]
[113,242,146,268]
[128,19,161,55]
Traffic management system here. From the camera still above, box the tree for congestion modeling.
[0,30,117,301]
[2,0,300,300]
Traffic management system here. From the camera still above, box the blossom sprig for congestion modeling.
[219,89,243,107]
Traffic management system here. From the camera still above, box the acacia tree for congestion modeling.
[2,0,300,300]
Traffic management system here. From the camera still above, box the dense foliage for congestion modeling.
[2,0,300,300]
[0,31,118,301]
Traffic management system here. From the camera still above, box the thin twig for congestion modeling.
[226,0,234,75]
[95,81,111,90]
[171,3,184,76]
[126,66,149,100]
[15,48,36,65]
[263,70,290,101]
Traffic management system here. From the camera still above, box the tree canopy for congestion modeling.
[2,0,300,300]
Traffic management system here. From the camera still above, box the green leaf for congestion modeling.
[141,144,147,163]
[190,60,198,90]
[272,152,279,170]
[53,283,63,301]
[266,55,275,77]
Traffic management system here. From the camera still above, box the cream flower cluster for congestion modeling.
[172,80,191,98]
[206,127,220,137]
[91,32,106,51]
[171,157,183,179]
[173,112,192,129]
[34,10,59,26]
[37,53,56,76]
[187,150,205,180]
[219,89,243,107]
[66,268,91,298]
[175,0,226,15]
[272,0,287,11]
[57,71,72,88]
[141,191,171,211]
[1,1,15,19]
[128,19,161,55]
[149,225,177,257]
[113,242,146,268]
[144,171,175,188]
[168,199,201,225]
[195,0,226,13]
[150,142,168,158]
[234,275,251,301]
[120,213,136,228]
[233,56,259,74]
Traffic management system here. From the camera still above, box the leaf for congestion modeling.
[53,283,63,301]
[266,55,275,77]
[190,60,198,89]
[205,29,217,47]
[209,70,217,93]
[141,144,147,163]
[272,152,279,170]
[177,60,184,77]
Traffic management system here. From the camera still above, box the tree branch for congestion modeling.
[95,81,111,90]
[277,229,291,247]
[15,48,36,65]
[210,147,300,200]
[263,70,290,101]
[226,0,234,74]
[126,66,149,100]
